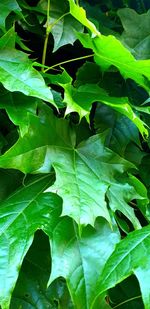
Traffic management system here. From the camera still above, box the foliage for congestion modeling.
[0,0,150,308]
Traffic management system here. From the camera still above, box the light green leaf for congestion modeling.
[67,1,150,92]
[77,32,150,93]
[0,174,61,308]
[47,69,148,137]
[118,8,150,59]
[0,104,146,227]
[49,217,120,309]
[68,0,150,91]
[65,83,148,138]
[68,0,100,36]
[0,0,22,31]
[0,30,55,106]
[96,225,150,309]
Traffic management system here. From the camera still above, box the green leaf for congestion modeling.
[0,104,75,174]
[66,83,148,138]
[0,85,38,136]
[0,30,55,106]
[0,104,147,227]
[0,0,22,31]
[0,174,61,308]
[47,69,148,137]
[96,225,150,309]
[109,276,144,309]
[77,32,150,93]
[67,0,150,92]
[0,169,23,203]
[51,14,83,52]
[94,104,141,157]
[49,217,120,309]
[74,61,101,87]
[68,0,100,36]
[11,231,71,309]
[37,0,83,52]
[118,8,150,59]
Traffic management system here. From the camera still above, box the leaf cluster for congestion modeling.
[0,0,150,308]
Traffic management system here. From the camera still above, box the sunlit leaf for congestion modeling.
[0,30,55,106]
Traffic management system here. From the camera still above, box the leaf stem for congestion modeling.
[112,295,142,308]
[42,0,51,70]
[43,53,94,73]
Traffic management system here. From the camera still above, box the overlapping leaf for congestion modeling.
[0,105,147,227]
[118,8,150,59]
[47,70,148,137]
[36,0,83,52]
[0,178,119,309]
[0,29,55,105]
[0,174,61,308]
[96,225,150,309]
[0,0,22,31]
[0,85,38,136]
[49,217,120,309]
[68,0,150,93]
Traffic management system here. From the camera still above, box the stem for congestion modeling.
[41,0,51,70]
[43,54,94,73]
[113,295,141,308]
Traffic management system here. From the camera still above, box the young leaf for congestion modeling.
[95,225,150,309]
[0,174,61,309]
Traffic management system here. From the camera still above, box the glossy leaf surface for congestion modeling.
[0,30,54,105]
[0,174,60,308]
[0,105,146,227]
[97,225,150,309]
[49,217,120,309]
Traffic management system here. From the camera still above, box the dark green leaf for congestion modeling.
[118,8,150,59]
